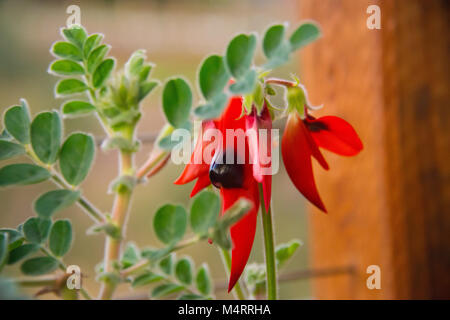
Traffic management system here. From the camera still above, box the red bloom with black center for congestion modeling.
[282,110,363,212]
[174,96,272,291]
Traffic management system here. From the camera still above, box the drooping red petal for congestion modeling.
[174,121,216,185]
[306,116,363,156]
[282,113,327,212]
[220,183,259,292]
[190,173,211,198]
[245,106,273,210]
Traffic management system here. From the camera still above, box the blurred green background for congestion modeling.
[0,0,311,299]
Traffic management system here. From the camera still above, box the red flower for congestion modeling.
[174,97,272,291]
[281,111,363,212]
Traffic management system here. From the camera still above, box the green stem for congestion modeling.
[258,184,277,300]
[219,248,246,300]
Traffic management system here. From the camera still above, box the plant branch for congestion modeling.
[259,184,277,300]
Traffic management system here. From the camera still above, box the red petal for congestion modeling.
[306,116,363,156]
[282,113,327,212]
[220,183,259,292]
[190,174,211,198]
[174,121,216,185]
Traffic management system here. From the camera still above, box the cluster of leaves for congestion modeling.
[245,239,302,296]
[111,190,249,299]
[156,21,320,149]
[0,99,93,280]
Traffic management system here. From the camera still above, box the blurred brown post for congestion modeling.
[300,0,449,299]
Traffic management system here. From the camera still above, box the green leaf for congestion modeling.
[49,220,72,257]
[87,44,110,73]
[34,189,80,219]
[59,133,95,186]
[0,129,12,140]
[151,283,184,298]
[138,81,159,102]
[0,233,8,271]
[23,217,52,244]
[21,256,59,276]
[226,33,257,79]
[175,258,193,285]
[62,26,87,48]
[275,239,302,268]
[56,79,88,95]
[263,24,286,58]
[289,22,321,51]
[196,264,212,295]
[153,204,187,245]
[52,42,83,61]
[7,243,39,265]
[194,92,228,120]
[159,254,175,275]
[0,164,50,187]
[0,140,25,160]
[92,58,115,88]
[177,293,205,300]
[159,254,173,275]
[190,191,220,236]
[62,101,96,117]
[198,55,229,100]
[49,60,84,75]
[83,34,103,58]
[132,272,164,287]
[4,104,30,144]
[0,229,24,251]
[162,78,193,128]
[229,69,257,95]
[121,242,140,268]
[30,111,61,164]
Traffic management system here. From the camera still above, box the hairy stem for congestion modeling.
[258,184,277,300]
[98,150,134,300]
[219,248,246,300]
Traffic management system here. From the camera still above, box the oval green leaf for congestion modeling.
[0,229,24,251]
[190,191,220,236]
[87,44,110,73]
[7,243,39,265]
[56,79,88,95]
[30,111,62,164]
[4,104,31,144]
[196,264,212,295]
[59,133,95,186]
[0,140,25,160]
[49,60,84,75]
[151,283,184,298]
[52,41,83,61]
[194,92,228,120]
[289,22,321,51]
[198,55,229,100]
[153,204,187,244]
[62,101,96,117]
[83,34,103,58]
[21,256,59,276]
[93,58,115,88]
[49,220,72,257]
[132,272,164,287]
[175,258,193,285]
[226,33,257,78]
[0,164,50,187]
[23,217,52,244]
[159,254,174,275]
[263,24,286,58]
[34,189,80,219]
[62,26,87,48]
[162,78,192,128]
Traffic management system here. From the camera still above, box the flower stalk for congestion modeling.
[258,184,277,300]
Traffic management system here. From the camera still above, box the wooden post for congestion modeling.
[300,0,449,299]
